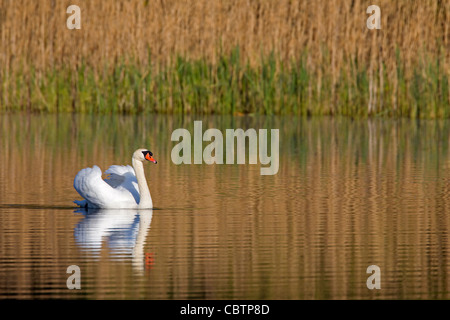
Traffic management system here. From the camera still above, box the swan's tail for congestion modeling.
[73,199,88,208]
[73,165,106,208]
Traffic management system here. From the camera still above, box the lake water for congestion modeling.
[0,113,450,299]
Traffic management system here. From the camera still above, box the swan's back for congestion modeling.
[74,165,138,209]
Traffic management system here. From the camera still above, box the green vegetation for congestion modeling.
[1,47,448,117]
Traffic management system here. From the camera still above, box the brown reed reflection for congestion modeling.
[0,114,449,299]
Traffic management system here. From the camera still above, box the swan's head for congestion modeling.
[133,148,157,164]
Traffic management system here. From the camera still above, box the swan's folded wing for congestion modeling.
[74,165,137,208]
[104,165,140,203]
[104,165,135,187]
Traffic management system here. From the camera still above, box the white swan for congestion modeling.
[73,148,157,209]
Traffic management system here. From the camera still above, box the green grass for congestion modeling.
[1,47,448,118]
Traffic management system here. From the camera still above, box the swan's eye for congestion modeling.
[142,150,153,157]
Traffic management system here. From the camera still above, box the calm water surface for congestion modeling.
[0,114,450,299]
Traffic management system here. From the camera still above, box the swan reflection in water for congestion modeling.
[73,208,154,274]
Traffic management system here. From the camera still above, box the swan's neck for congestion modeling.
[132,158,152,208]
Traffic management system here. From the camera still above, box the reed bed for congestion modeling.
[0,0,448,117]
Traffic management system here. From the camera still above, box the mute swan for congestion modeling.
[73,149,157,209]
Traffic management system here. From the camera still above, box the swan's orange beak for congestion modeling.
[145,153,157,164]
